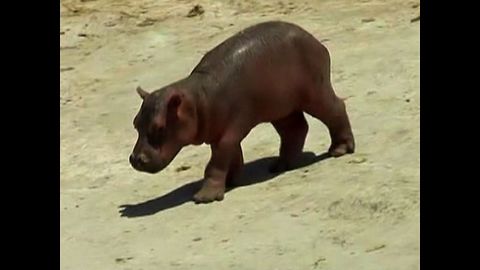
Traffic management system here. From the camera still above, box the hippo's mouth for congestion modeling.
[137,164,164,174]
[131,160,165,174]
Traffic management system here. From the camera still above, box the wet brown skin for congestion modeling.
[130,21,355,203]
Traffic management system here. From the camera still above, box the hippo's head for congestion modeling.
[129,86,198,174]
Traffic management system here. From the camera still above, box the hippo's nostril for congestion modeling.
[138,153,149,164]
[129,154,136,165]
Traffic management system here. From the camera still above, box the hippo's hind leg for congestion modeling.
[305,82,355,157]
[269,111,309,173]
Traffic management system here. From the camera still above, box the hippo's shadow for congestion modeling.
[119,151,331,217]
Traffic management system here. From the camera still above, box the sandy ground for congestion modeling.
[60,0,420,269]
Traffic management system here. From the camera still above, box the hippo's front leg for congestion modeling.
[193,140,241,203]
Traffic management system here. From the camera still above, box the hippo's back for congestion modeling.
[191,21,323,78]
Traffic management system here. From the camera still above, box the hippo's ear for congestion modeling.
[166,91,192,124]
[136,86,149,100]
[166,92,183,116]
[165,91,196,143]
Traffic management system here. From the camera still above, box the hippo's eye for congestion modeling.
[147,127,165,147]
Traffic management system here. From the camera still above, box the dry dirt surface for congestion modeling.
[60,0,420,269]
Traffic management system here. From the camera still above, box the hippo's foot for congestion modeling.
[193,182,225,203]
[328,138,355,158]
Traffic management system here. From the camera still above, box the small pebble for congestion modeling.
[60,67,75,72]
[361,18,375,23]
[137,18,156,27]
[313,257,326,267]
[104,21,117,27]
[365,244,386,253]
[115,257,133,263]
[175,165,191,172]
[186,5,205,18]
[348,157,367,164]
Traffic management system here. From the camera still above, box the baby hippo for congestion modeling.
[129,21,355,203]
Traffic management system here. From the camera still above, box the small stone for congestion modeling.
[60,67,75,72]
[193,237,202,242]
[175,165,191,172]
[365,244,386,253]
[137,18,156,27]
[60,45,78,50]
[348,157,367,164]
[361,18,375,23]
[115,257,133,263]
[104,21,117,27]
[313,257,326,267]
[186,5,205,17]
